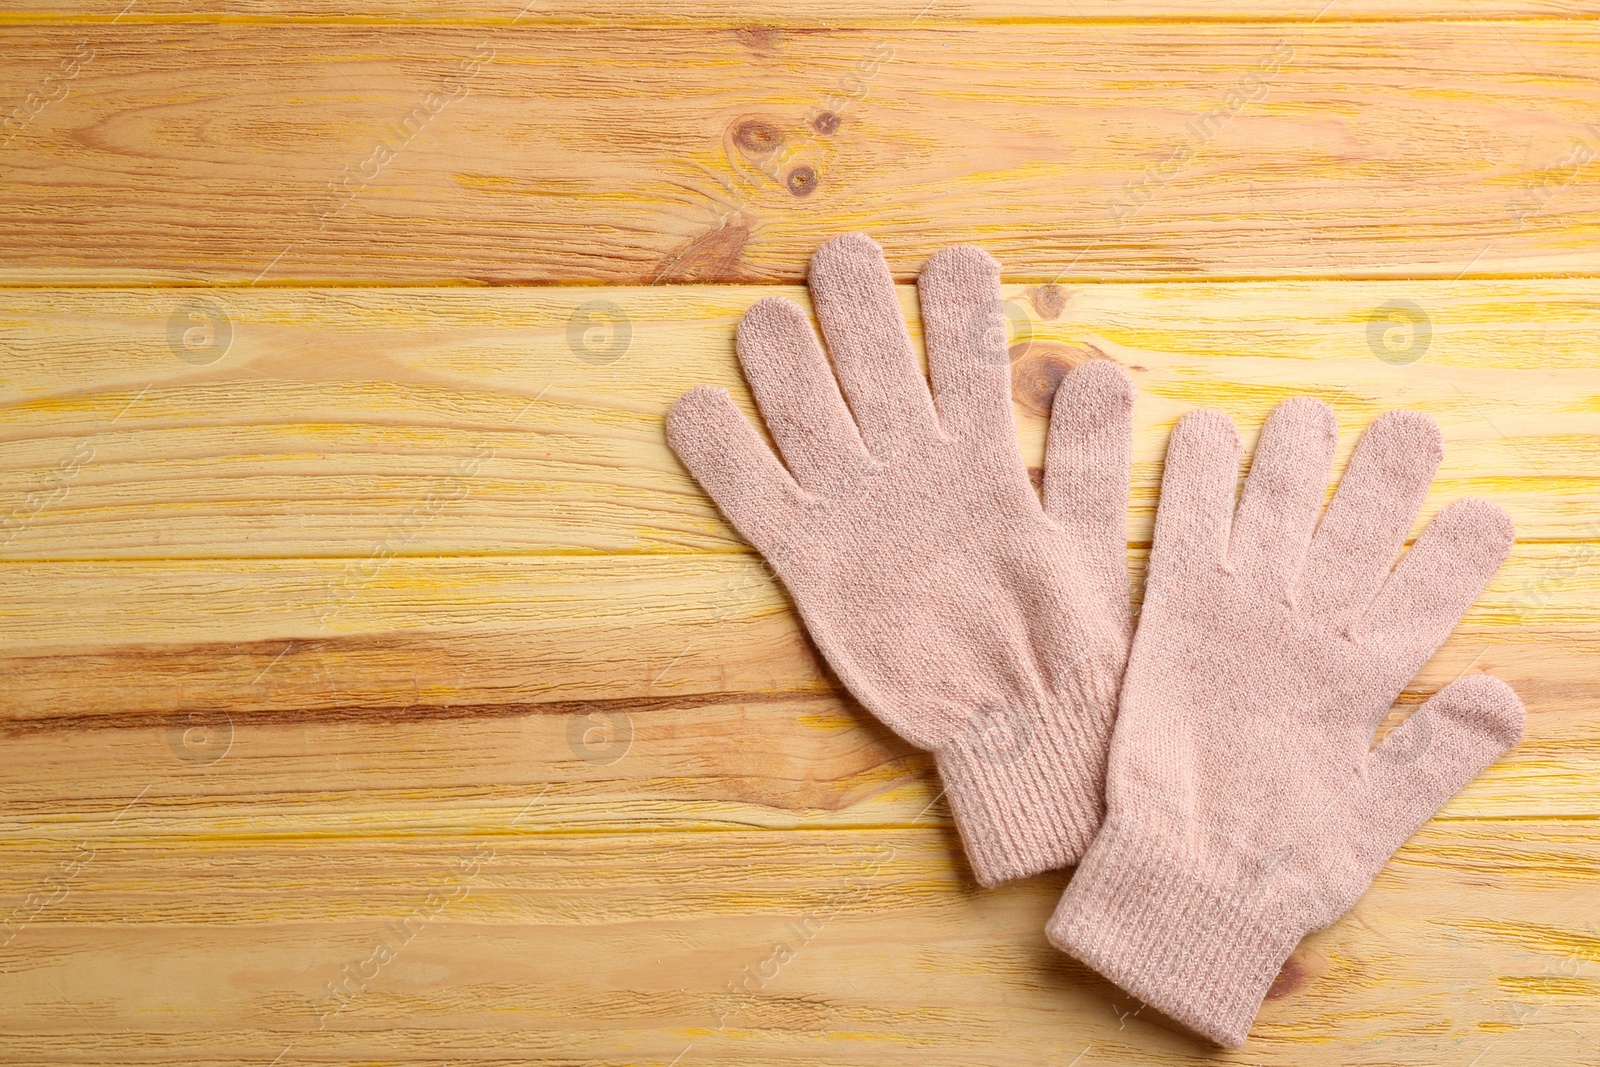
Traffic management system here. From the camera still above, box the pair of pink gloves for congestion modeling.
[666,234,1523,1047]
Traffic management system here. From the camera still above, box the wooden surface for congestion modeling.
[6,23,1600,284]
[1,5,1598,1067]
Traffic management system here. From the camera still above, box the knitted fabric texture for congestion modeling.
[1046,399,1525,1046]
[666,233,1134,885]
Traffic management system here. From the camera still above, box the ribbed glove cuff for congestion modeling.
[1044,814,1306,1047]
[934,706,1108,886]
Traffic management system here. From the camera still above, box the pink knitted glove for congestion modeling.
[1046,399,1524,1046]
[666,233,1134,885]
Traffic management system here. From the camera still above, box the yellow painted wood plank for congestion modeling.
[3,25,1600,282]
[9,1,1600,22]
[2,281,1598,560]
[0,547,1592,830]
[0,822,1595,1062]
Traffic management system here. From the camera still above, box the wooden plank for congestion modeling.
[0,547,1593,829]
[0,640,1589,837]
[0,821,1595,1063]
[2,281,1599,560]
[0,634,1591,834]
[9,1,1600,22]
[3,25,1600,283]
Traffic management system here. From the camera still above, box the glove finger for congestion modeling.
[917,244,1017,448]
[1229,397,1337,588]
[1353,498,1514,686]
[808,233,939,455]
[1334,675,1524,898]
[1045,359,1134,619]
[666,385,807,550]
[735,296,872,490]
[1299,410,1442,621]
[1148,409,1242,580]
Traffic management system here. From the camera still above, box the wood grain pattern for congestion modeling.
[0,546,1595,819]
[10,1,1600,21]
[3,3,1599,1064]
[3,24,1600,283]
[2,281,1598,560]
[3,275,1587,1062]
[0,822,1596,1065]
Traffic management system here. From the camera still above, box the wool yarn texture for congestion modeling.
[666,233,1136,885]
[1046,399,1525,1047]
